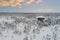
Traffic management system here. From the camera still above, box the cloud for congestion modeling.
[30,8,55,13]
[25,0,43,4]
[0,0,15,6]
[0,0,24,8]
[36,0,43,3]
[12,0,24,7]
[11,0,24,8]
[0,0,43,8]
[25,0,34,4]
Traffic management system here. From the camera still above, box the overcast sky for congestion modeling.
[0,0,60,13]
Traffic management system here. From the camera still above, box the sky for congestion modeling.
[0,0,60,13]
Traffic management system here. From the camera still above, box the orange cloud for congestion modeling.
[25,0,34,4]
[0,0,43,8]
[11,0,24,8]
[0,0,15,6]
[25,0,43,4]
[0,0,24,7]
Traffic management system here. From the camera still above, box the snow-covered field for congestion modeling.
[0,15,60,40]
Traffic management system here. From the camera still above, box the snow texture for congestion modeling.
[0,14,60,40]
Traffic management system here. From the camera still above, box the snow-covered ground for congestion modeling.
[0,15,60,40]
